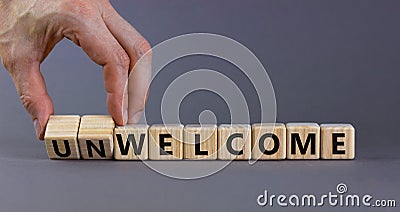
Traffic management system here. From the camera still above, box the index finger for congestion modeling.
[63,13,129,125]
[102,4,152,124]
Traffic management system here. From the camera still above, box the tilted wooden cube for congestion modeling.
[286,123,320,159]
[149,124,183,160]
[114,125,149,160]
[251,123,286,160]
[78,116,114,159]
[218,124,251,160]
[184,124,218,160]
[321,124,355,159]
[44,115,81,159]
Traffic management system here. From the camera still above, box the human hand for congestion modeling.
[0,0,152,140]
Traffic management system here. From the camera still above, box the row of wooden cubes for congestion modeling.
[44,115,355,160]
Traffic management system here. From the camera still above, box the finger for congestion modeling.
[64,13,130,125]
[102,3,152,124]
[5,59,54,140]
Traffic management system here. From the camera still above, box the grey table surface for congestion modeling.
[0,0,399,211]
[0,153,398,212]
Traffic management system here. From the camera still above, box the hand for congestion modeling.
[0,0,152,140]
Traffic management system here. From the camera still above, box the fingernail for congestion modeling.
[33,119,41,138]
[129,111,143,124]
[123,110,128,125]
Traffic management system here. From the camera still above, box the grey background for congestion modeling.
[0,0,399,211]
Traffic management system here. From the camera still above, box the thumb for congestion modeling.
[6,59,54,140]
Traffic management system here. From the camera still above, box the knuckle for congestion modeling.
[19,93,35,111]
[133,38,152,58]
[135,92,150,114]
[136,103,146,113]
[19,92,53,118]
[114,47,130,70]
[63,0,96,17]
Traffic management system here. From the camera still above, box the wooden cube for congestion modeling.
[149,124,183,160]
[114,125,149,160]
[251,123,286,160]
[184,125,217,160]
[47,115,81,123]
[80,115,115,128]
[44,115,81,159]
[218,124,251,160]
[78,115,115,159]
[81,115,115,121]
[46,122,80,132]
[286,123,320,159]
[321,124,355,159]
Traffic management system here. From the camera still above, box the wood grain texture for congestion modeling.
[286,123,320,159]
[184,125,217,160]
[251,123,286,160]
[78,115,114,159]
[149,124,183,160]
[218,124,251,160]
[321,124,355,159]
[48,115,81,123]
[46,123,80,132]
[44,115,81,159]
[81,115,115,120]
[44,116,355,161]
[114,125,149,160]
